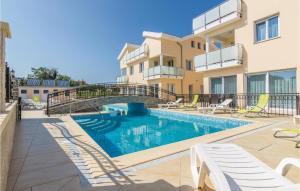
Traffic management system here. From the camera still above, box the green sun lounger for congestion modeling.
[238,94,269,116]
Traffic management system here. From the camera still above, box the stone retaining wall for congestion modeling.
[0,102,17,191]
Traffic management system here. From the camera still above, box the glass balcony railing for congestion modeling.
[194,44,242,72]
[143,66,184,79]
[121,45,148,65]
[116,76,129,83]
[193,0,242,34]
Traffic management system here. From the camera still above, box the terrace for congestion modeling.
[4,108,299,191]
[120,45,148,65]
[143,55,184,80]
[193,0,242,35]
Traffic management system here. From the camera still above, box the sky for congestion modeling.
[1,0,224,83]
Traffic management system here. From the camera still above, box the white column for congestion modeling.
[205,36,210,53]
[160,54,163,66]
[266,72,269,93]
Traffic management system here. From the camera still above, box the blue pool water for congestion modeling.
[72,107,250,157]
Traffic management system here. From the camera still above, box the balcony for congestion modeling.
[121,45,148,65]
[194,44,242,72]
[193,0,242,35]
[116,76,129,84]
[143,66,184,80]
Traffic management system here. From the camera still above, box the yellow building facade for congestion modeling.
[192,0,300,94]
[117,32,206,95]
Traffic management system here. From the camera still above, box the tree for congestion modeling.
[29,67,58,80]
[26,67,87,87]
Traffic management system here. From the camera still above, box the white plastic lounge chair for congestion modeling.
[158,98,183,109]
[191,143,300,190]
[198,99,233,114]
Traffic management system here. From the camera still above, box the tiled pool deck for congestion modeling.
[6,110,300,191]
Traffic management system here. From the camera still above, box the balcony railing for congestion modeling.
[193,0,242,35]
[194,44,242,72]
[143,66,184,80]
[116,76,129,84]
[121,45,148,65]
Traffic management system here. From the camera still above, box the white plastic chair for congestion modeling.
[158,98,183,109]
[198,99,233,114]
[191,143,300,190]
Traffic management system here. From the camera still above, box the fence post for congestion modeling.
[47,94,49,116]
[297,94,300,115]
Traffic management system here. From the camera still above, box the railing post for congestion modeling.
[297,94,300,115]
[47,94,49,116]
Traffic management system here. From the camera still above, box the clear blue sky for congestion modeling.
[2,0,223,83]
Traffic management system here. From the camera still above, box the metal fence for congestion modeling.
[176,93,300,116]
[47,83,177,115]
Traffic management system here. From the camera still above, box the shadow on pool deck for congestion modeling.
[7,111,197,191]
[6,110,300,191]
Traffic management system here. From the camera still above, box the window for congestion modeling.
[255,15,279,42]
[121,68,127,76]
[269,69,296,94]
[247,74,266,94]
[167,60,174,67]
[247,69,296,107]
[211,78,223,94]
[130,66,134,75]
[214,42,222,49]
[268,16,279,39]
[167,84,175,94]
[188,85,193,95]
[224,76,237,94]
[154,61,159,66]
[21,90,27,94]
[197,42,201,49]
[210,75,237,94]
[191,41,195,48]
[186,60,193,71]
[247,70,296,94]
[139,63,144,73]
[203,44,206,51]
[33,90,40,94]
[256,21,266,42]
[43,90,49,94]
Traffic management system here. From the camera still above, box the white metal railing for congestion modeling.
[116,76,129,83]
[121,44,148,65]
[193,0,241,33]
[143,66,184,79]
[194,44,242,71]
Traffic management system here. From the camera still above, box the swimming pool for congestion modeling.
[72,106,250,157]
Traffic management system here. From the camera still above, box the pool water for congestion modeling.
[72,110,250,157]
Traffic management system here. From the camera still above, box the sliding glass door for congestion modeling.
[247,74,266,94]
[211,78,222,94]
[224,76,237,94]
[269,69,296,108]
[210,75,237,94]
[246,69,296,108]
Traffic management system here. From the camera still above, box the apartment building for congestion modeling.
[117,31,206,95]
[19,79,70,102]
[0,22,11,112]
[192,0,300,94]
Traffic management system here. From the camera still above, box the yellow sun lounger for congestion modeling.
[273,128,300,148]
[180,95,199,109]
[238,94,269,116]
